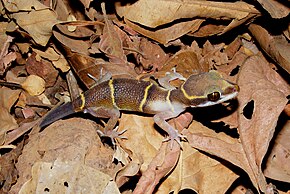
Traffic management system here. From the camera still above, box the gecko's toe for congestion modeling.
[97,127,127,145]
[163,129,186,149]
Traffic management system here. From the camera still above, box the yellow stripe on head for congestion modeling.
[181,84,201,100]
[139,83,153,112]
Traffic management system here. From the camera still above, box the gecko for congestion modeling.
[39,70,239,146]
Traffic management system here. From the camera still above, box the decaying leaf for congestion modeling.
[237,55,289,192]
[19,159,120,194]
[99,3,127,64]
[264,120,290,183]
[129,37,169,71]
[0,141,23,193]
[21,75,45,96]
[10,118,120,193]
[248,24,290,74]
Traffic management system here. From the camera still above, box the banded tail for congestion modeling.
[39,102,75,128]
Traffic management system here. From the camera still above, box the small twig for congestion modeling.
[0,81,23,90]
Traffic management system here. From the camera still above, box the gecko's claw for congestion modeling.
[163,129,187,149]
[97,127,127,145]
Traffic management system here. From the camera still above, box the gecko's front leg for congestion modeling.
[153,110,186,148]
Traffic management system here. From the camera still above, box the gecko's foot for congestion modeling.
[163,129,187,149]
[97,127,127,145]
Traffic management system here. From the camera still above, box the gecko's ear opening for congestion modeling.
[207,92,220,102]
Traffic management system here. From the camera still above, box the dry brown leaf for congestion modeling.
[255,0,289,18]
[52,55,70,72]
[129,37,169,71]
[0,87,21,138]
[125,18,204,44]
[264,120,290,183]
[190,23,225,37]
[0,141,23,193]
[178,143,238,194]
[0,52,17,74]
[0,34,14,75]
[21,75,45,96]
[115,159,142,187]
[248,24,290,74]
[11,9,59,46]
[237,55,289,192]
[2,0,48,12]
[99,3,127,64]
[10,118,119,193]
[182,122,253,190]
[19,159,120,194]
[133,143,180,194]
[2,0,60,46]
[118,114,163,172]
[53,30,91,55]
[118,114,239,193]
[26,52,59,87]
[33,47,60,61]
[116,0,259,28]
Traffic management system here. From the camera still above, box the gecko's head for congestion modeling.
[181,70,239,107]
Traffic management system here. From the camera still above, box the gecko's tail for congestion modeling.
[39,102,75,128]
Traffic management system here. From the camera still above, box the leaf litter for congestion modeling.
[0,0,289,193]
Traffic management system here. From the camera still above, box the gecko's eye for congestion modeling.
[207,92,220,102]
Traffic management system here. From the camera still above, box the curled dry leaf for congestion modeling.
[237,55,289,192]
[116,0,259,28]
[133,143,180,194]
[255,0,290,18]
[53,30,91,55]
[99,3,127,64]
[154,49,205,89]
[125,18,204,44]
[0,87,21,138]
[248,24,290,74]
[2,0,60,46]
[21,75,45,96]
